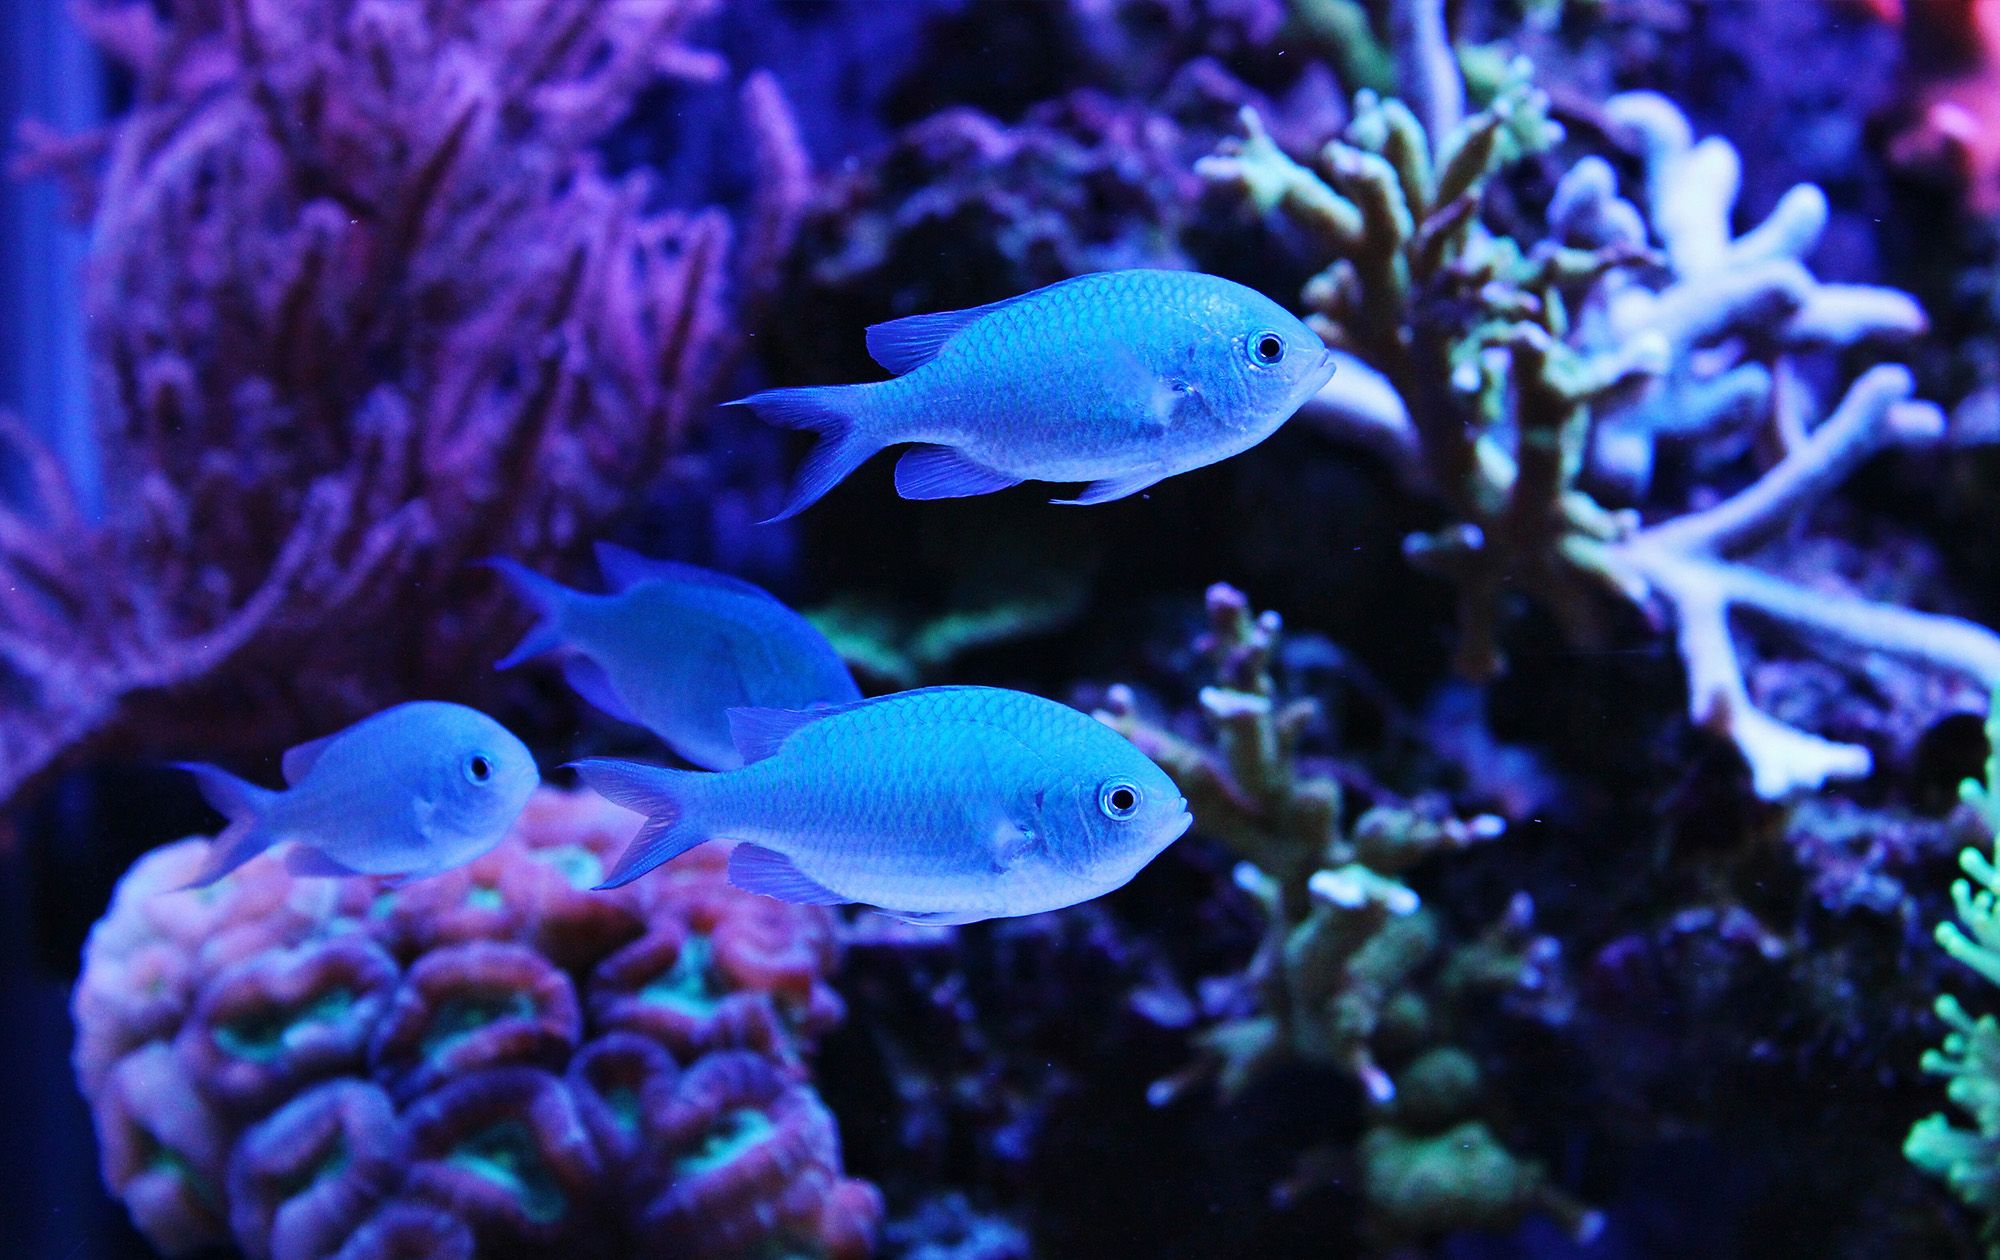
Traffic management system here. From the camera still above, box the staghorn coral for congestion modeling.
[1908,688,2000,1253]
[1098,582,1587,1242]
[0,0,809,808]
[71,787,878,1259]
[1199,0,2000,798]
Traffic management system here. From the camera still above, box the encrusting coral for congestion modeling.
[1098,583,1592,1243]
[1908,688,2000,1253]
[1198,0,2000,799]
[71,787,879,1260]
[0,0,810,808]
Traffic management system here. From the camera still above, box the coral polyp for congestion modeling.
[71,789,878,1258]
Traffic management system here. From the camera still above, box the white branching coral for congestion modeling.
[1201,0,2000,798]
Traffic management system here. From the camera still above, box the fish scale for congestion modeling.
[173,702,540,888]
[732,268,1337,520]
[573,685,1193,924]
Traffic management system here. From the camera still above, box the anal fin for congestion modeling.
[876,907,990,926]
[284,846,363,879]
[894,446,1021,501]
[727,843,847,905]
[561,656,642,726]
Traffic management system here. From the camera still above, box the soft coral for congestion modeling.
[1879,0,2000,213]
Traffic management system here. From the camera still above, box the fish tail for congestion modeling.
[484,557,571,670]
[172,763,280,889]
[568,758,711,888]
[727,385,882,523]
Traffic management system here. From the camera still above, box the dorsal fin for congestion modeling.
[593,543,770,599]
[726,704,847,763]
[724,686,993,763]
[281,734,337,785]
[864,275,1103,375]
[865,305,994,374]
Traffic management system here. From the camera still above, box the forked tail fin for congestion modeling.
[174,763,281,889]
[568,758,711,888]
[485,558,573,670]
[726,385,882,522]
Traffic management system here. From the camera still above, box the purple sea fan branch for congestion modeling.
[0,0,811,806]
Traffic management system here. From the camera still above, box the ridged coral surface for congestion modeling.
[72,787,879,1260]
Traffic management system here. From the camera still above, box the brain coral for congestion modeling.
[72,788,880,1260]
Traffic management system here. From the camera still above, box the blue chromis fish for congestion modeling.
[733,269,1337,520]
[489,544,861,770]
[571,685,1193,924]
[175,701,539,888]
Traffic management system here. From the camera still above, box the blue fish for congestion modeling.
[175,701,539,888]
[733,269,1337,520]
[571,685,1193,924]
[491,543,860,770]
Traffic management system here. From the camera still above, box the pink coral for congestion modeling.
[634,1051,884,1260]
[1875,0,2000,212]
[0,0,809,809]
[72,788,879,1259]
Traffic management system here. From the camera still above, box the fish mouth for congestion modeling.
[1312,347,1338,385]
[1167,797,1193,841]
[1293,347,1338,408]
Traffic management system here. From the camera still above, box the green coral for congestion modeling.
[1100,584,1584,1240]
[1198,57,1646,682]
[1909,689,2000,1247]
[1204,1,2000,800]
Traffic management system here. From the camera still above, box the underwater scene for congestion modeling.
[14,0,2000,1256]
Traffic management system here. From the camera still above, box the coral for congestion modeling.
[1099,583,1582,1241]
[1909,689,2000,1253]
[1877,0,2000,214]
[1355,1047,1591,1244]
[227,1081,406,1260]
[1199,0,2000,798]
[72,788,878,1259]
[807,571,1092,692]
[778,70,1260,387]
[0,0,811,808]
[633,1050,883,1260]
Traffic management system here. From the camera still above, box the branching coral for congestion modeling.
[1098,583,1585,1241]
[1199,0,2000,798]
[72,788,878,1258]
[0,0,809,808]
[1908,689,2000,1252]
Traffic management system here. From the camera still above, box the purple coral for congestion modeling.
[0,0,809,809]
[227,1081,405,1260]
[634,1051,884,1260]
[72,788,879,1259]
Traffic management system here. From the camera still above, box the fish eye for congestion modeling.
[1251,332,1286,366]
[464,754,494,785]
[1099,780,1142,820]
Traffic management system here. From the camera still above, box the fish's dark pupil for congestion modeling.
[1256,335,1283,363]
[470,756,491,781]
[1111,787,1136,812]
